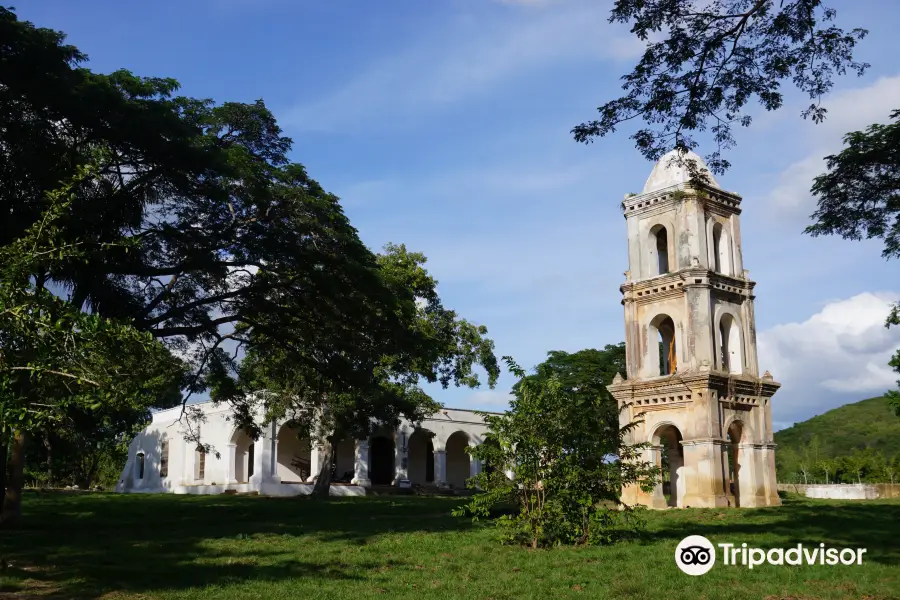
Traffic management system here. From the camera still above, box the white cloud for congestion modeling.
[758,292,900,423]
[766,75,900,219]
[456,390,514,411]
[282,1,642,132]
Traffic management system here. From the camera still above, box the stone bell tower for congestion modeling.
[607,150,781,509]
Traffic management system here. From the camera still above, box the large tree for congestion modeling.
[1,8,409,384]
[0,167,187,524]
[208,243,500,496]
[0,8,490,518]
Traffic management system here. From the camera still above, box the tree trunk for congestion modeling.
[311,438,334,498]
[0,426,8,503]
[43,429,53,488]
[1,431,27,528]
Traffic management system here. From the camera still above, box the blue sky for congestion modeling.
[17,0,900,429]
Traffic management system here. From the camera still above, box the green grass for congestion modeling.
[1,491,898,600]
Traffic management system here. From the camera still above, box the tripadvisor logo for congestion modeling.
[675,536,867,576]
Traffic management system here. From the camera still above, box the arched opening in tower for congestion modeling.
[654,316,677,376]
[718,313,743,374]
[725,421,744,507]
[712,222,732,275]
[649,225,670,275]
[653,424,684,508]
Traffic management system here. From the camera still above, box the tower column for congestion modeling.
[680,439,729,508]
[623,297,640,379]
[741,296,761,376]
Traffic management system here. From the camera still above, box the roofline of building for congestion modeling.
[152,400,509,419]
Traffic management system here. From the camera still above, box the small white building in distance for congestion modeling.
[116,401,496,497]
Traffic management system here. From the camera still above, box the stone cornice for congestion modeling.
[621,183,742,219]
[619,269,756,303]
[608,371,781,403]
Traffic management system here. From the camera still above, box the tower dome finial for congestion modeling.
[642,149,720,194]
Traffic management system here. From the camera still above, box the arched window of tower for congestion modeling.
[648,224,670,276]
[718,313,743,374]
[651,315,677,376]
[711,222,733,276]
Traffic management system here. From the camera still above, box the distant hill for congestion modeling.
[774,396,900,460]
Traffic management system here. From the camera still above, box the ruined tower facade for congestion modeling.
[607,150,781,509]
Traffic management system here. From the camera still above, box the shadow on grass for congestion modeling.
[3,491,899,598]
[644,494,900,565]
[0,490,477,599]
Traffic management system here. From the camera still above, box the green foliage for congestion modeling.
[573,0,869,174]
[0,6,415,402]
[806,110,900,259]
[0,165,186,436]
[775,397,900,483]
[455,354,657,548]
[517,344,626,419]
[803,109,900,410]
[0,7,500,510]
[208,243,499,492]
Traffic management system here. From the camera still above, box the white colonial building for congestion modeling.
[116,401,496,497]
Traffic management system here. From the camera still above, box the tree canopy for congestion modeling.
[208,243,499,495]
[0,7,499,519]
[573,0,869,174]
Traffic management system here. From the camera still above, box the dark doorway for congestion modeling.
[425,439,434,483]
[370,436,395,485]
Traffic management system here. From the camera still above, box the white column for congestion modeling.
[184,441,196,484]
[307,445,321,482]
[434,450,447,487]
[271,437,281,483]
[250,436,266,484]
[268,422,280,482]
[226,444,237,484]
[352,440,371,487]
[650,445,665,505]
[394,428,409,485]
[469,458,482,490]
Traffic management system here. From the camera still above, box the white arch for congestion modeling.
[649,422,685,508]
[648,314,678,376]
[230,427,255,483]
[716,310,745,374]
[709,220,734,276]
[724,417,751,440]
[646,219,675,277]
[445,430,472,489]
[275,423,311,483]
[647,420,682,445]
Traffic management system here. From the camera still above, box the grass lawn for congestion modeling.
[0,491,898,600]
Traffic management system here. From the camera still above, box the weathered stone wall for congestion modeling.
[777,483,900,499]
